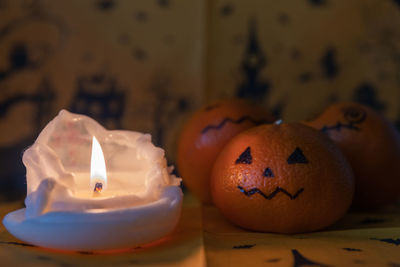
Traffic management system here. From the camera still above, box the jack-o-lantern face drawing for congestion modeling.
[210,123,354,234]
[319,105,367,134]
[305,102,400,210]
[236,146,306,200]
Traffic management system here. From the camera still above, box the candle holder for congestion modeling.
[3,110,183,251]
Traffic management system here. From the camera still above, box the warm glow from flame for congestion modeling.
[90,136,107,191]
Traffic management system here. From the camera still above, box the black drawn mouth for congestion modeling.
[201,116,268,134]
[238,186,304,200]
[320,106,367,134]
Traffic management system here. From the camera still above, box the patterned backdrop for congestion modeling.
[1,0,400,199]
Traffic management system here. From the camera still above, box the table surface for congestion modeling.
[1,193,400,267]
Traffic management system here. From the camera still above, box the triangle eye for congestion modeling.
[287,147,309,164]
[263,167,274,177]
[235,146,252,164]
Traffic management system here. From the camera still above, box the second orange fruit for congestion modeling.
[177,99,275,203]
[305,102,400,210]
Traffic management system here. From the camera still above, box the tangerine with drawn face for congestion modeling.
[305,102,400,210]
[211,122,354,233]
[177,99,275,203]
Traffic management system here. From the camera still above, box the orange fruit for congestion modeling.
[210,122,354,233]
[177,99,275,203]
[304,102,400,210]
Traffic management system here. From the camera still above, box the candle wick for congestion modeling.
[93,182,103,195]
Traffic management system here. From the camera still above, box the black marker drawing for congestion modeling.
[287,147,309,164]
[265,258,281,263]
[232,244,255,249]
[201,116,268,134]
[342,248,362,252]
[238,186,304,200]
[235,147,252,165]
[321,106,367,133]
[0,241,35,247]
[263,167,274,177]
[292,249,330,267]
[370,238,400,246]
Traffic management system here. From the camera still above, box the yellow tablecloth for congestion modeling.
[1,193,400,266]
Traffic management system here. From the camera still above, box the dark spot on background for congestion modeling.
[118,34,131,45]
[353,83,385,112]
[133,48,147,61]
[277,12,290,25]
[232,244,255,249]
[265,258,281,263]
[69,74,125,129]
[220,3,234,16]
[321,48,338,79]
[343,248,362,252]
[388,262,400,267]
[360,217,386,225]
[157,0,170,8]
[237,19,270,101]
[393,0,400,8]
[291,49,302,61]
[308,0,328,6]
[96,0,115,11]
[299,72,313,83]
[135,11,148,22]
[272,99,286,118]
[10,43,29,70]
[178,98,188,111]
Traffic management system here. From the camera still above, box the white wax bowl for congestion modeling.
[3,110,184,251]
[3,186,182,251]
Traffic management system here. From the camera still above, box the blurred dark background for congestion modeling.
[1,0,399,200]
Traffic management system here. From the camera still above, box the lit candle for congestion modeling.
[2,110,183,251]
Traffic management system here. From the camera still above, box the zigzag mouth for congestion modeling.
[238,186,304,200]
[201,116,268,134]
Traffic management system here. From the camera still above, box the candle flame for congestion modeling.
[90,136,107,192]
